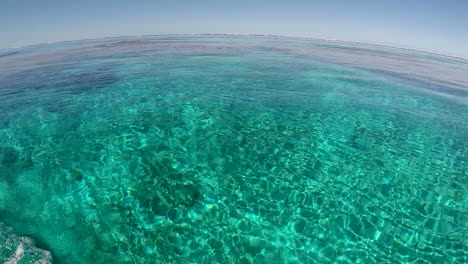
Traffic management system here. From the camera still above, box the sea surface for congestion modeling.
[0,35,467,263]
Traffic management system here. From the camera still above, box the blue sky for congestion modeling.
[2,0,468,58]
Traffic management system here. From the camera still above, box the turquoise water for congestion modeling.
[0,36,467,263]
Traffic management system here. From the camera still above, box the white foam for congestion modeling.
[4,243,24,264]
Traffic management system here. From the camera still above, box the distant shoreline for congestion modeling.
[2,33,467,61]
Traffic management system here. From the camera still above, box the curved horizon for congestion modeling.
[3,33,468,61]
[2,1,467,58]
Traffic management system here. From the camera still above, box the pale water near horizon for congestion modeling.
[0,36,467,263]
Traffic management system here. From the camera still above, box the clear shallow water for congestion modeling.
[0,35,467,263]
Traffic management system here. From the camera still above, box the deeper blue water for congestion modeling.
[0,35,467,263]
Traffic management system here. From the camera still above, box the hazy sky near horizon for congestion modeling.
[2,0,468,58]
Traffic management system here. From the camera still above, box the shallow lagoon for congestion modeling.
[0,36,467,263]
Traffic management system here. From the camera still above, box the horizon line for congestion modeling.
[2,33,467,61]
